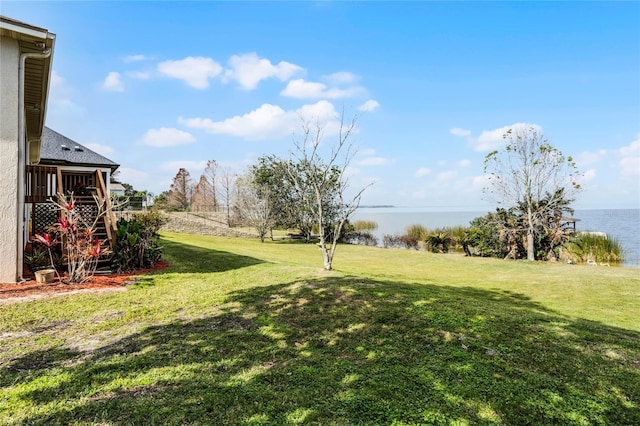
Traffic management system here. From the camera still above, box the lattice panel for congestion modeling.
[33,203,58,235]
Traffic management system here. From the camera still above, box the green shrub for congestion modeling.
[383,234,420,250]
[564,232,624,264]
[112,211,165,272]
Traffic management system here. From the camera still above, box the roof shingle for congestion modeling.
[40,127,119,172]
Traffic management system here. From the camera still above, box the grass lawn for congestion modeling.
[1,232,639,425]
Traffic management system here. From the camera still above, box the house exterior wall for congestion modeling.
[0,36,20,282]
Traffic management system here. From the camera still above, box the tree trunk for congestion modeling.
[527,230,535,261]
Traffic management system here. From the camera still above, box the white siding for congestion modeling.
[0,36,20,282]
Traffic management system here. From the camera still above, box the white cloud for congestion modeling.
[281,79,365,99]
[102,72,124,92]
[355,157,391,166]
[457,159,471,168]
[224,52,303,90]
[85,143,114,157]
[578,168,597,185]
[324,72,358,84]
[139,127,196,147]
[415,167,431,177]
[436,170,458,182]
[116,167,151,189]
[158,57,223,89]
[48,70,84,114]
[471,174,490,190]
[618,136,640,179]
[358,148,376,156]
[179,100,340,141]
[128,71,150,80]
[450,128,471,137]
[161,160,209,174]
[576,149,607,167]
[358,100,380,112]
[124,54,149,63]
[472,122,542,152]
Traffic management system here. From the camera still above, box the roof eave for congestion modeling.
[1,16,56,163]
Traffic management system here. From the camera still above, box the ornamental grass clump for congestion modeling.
[564,232,624,264]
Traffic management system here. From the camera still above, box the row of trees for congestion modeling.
[154,160,237,224]
[155,123,582,267]
[158,115,371,270]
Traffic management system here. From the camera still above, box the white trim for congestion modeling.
[0,20,49,40]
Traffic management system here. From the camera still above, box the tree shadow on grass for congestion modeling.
[157,238,266,274]
[5,277,640,425]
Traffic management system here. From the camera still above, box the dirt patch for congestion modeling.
[0,261,168,303]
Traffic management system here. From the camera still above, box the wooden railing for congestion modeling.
[25,165,61,203]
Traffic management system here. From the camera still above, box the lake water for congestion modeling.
[352,208,640,268]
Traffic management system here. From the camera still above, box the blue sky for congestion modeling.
[4,1,639,210]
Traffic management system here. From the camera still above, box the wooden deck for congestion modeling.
[25,165,117,247]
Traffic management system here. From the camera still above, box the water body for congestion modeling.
[352,207,640,268]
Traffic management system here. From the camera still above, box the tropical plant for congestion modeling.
[112,211,165,272]
[425,232,454,253]
[23,246,50,272]
[37,193,113,283]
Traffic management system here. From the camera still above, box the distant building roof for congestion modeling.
[39,127,119,172]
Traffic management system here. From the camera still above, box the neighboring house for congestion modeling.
[0,16,55,283]
[110,182,126,197]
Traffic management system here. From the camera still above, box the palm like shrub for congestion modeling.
[425,232,454,253]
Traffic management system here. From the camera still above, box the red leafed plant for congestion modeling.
[33,232,62,282]
[36,193,114,284]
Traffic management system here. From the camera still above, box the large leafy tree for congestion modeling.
[484,126,581,261]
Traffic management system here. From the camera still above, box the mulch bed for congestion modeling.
[0,260,168,300]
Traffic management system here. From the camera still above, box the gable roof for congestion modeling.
[39,127,119,172]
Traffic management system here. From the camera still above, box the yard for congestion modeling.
[1,232,639,425]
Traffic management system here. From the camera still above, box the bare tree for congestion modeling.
[167,168,193,211]
[219,166,237,226]
[235,175,274,242]
[203,160,219,211]
[287,113,373,271]
[484,126,581,261]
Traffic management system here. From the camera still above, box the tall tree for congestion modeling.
[191,175,213,212]
[234,174,274,242]
[219,166,236,226]
[287,113,372,271]
[483,126,581,260]
[203,160,219,211]
[167,168,193,211]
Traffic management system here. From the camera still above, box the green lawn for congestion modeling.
[1,232,639,425]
